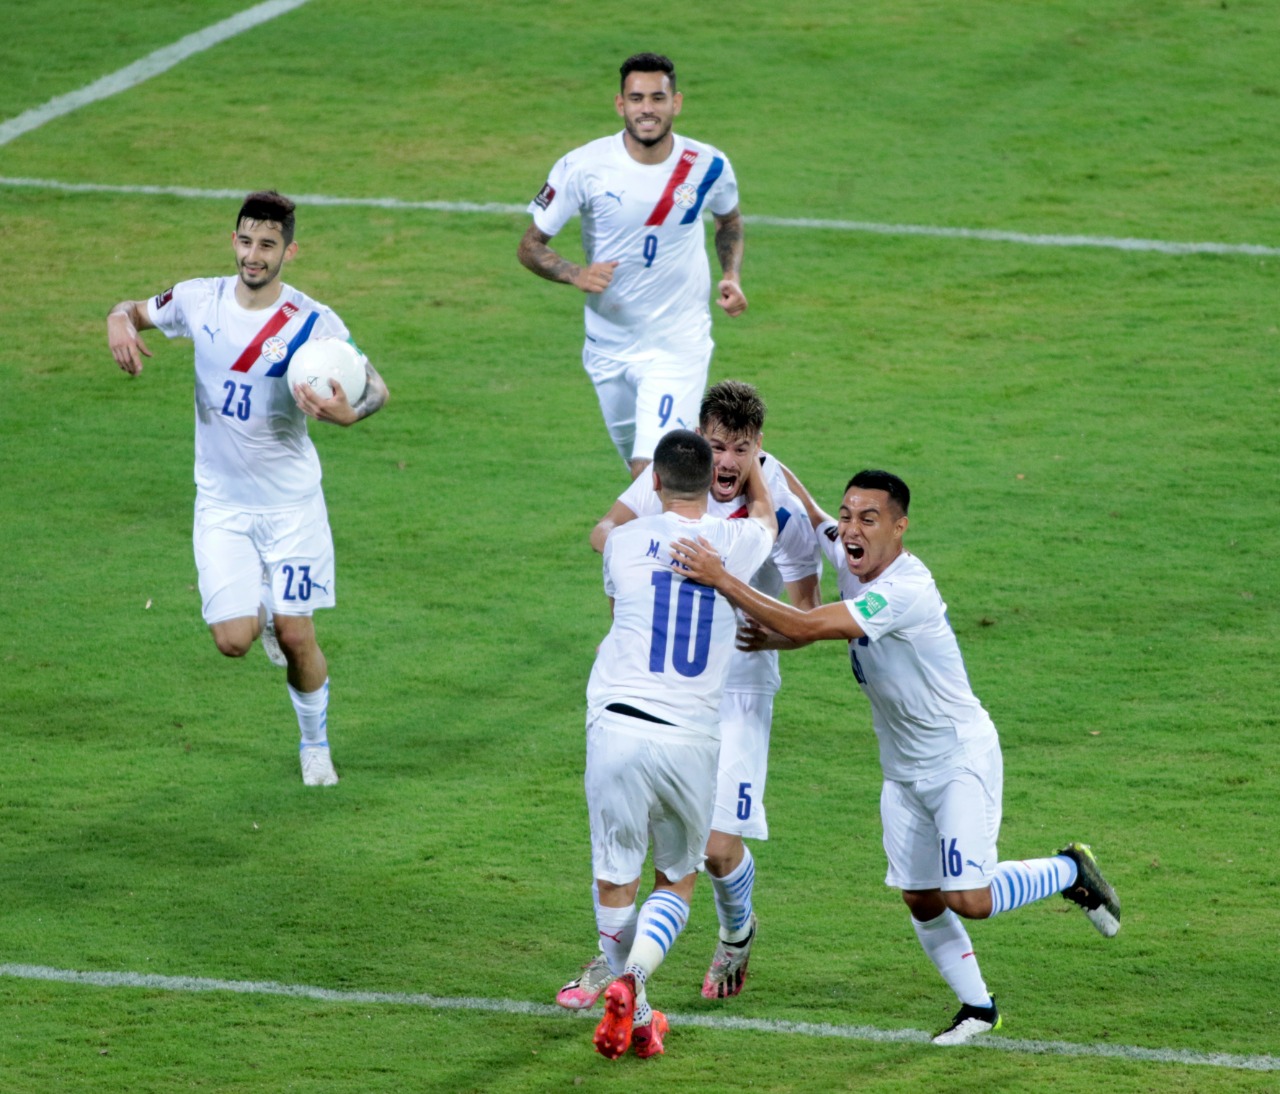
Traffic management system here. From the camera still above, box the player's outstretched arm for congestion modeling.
[713,207,746,317]
[590,499,639,554]
[779,461,833,530]
[671,536,860,644]
[294,358,389,427]
[517,223,618,294]
[106,300,155,376]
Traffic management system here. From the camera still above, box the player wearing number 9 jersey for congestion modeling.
[576,431,774,1061]
[106,190,389,788]
[518,53,746,480]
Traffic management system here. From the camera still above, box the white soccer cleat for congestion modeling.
[701,913,757,999]
[300,743,339,787]
[932,997,1001,1045]
[555,953,614,1010]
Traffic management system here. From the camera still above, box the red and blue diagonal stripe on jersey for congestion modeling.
[229,301,299,372]
[264,311,321,377]
[679,156,724,224]
[645,149,700,226]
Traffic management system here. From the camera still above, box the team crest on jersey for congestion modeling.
[672,182,698,209]
[261,336,289,364]
[533,182,556,210]
[854,591,888,620]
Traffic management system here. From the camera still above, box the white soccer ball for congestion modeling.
[287,337,367,404]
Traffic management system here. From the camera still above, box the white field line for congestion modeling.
[0,0,312,148]
[1,174,1275,257]
[2,174,1277,257]
[2,963,1277,1072]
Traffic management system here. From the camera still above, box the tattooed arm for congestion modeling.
[294,357,389,427]
[517,222,618,294]
[713,207,747,316]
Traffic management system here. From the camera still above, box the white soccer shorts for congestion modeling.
[710,689,774,841]
[585,709,718,886]
[880,744,1004,893]
[193,492,336,625]
[583,343,711,464]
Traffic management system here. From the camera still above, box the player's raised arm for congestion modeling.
[106,299,156,376]
[742,452,777,543]
[517,223,618,294]
[779,461,833,530]
[712,206,747,317]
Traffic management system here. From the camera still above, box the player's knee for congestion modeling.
[273,616,316,658]
[901,889,946,920]
[943,888,993,920]
[213,633,252,658]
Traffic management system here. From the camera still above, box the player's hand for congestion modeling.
[107,314,152,376]
[736,616,772,652]
[715,278,747,317]
[575,261,619,294]
[670,535,725,585]
[293,378,359,426]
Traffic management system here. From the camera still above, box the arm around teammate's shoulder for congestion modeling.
[590,499,638,554]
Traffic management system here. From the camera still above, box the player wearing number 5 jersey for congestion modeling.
[670,469,1122,1046]
[107,190,389,788]
[579,431,774,1061]
[518,52,746,480]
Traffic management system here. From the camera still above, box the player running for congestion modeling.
[107,190,389,787]
[518,52,746,479]
[669,468,1121,1044]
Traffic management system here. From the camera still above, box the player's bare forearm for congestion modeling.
[349,360,389,422]
[670,536,860,643]
[743,457,777,542]
[713,209,747,316]
[518,223,617,293]
[106,299,155,375]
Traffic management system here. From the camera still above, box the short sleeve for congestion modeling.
[529,153,583,239]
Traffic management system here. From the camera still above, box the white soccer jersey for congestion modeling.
[529,132,739,358]
[148,277,350,511]
[818,526,999,782]
[617,453,820,694]
[588,511,772,738]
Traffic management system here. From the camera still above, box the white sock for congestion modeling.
[987,856,1077,917]
[625,965,652,1027]
[288,679,329,746]
[594,899,638,977]
[912,909,991,1008]
[627,889,690,981]
[710,846,756,943]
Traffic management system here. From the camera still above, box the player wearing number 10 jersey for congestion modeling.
[107,190,389,788]
[577,431,774,1060]
[518,53,746,480]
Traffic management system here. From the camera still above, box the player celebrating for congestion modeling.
[517,52,747,479]
[581,430,775,1059]
[669,469,1121,1044]
[558,381,819,1010]
[107,190,389,788]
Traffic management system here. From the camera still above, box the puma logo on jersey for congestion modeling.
[605,190,625,206]
[202,325,220,343]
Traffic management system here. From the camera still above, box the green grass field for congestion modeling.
[2,1,1277,1090]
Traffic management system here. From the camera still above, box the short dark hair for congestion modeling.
[620,52,676,93]
[846,469,910,517]
[700,380,766,438]
[237,190,296,245]
[654,429,712,498]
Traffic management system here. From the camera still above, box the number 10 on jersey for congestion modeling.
[648,571,715,677]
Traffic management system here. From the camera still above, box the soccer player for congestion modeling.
[582,430,775,1059]
[669,469,1122,1044]
[559,381,819,1009]
[517,52,747,480]
[106,190,389,788]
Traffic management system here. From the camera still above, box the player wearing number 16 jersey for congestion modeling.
[107,190,389,788]
[576,431,774,1060]
[518,52,746,480]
